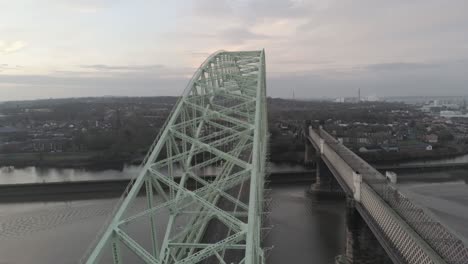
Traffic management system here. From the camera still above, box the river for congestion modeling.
[0,183,346,264]
[390,153,468,166]
[0,164,347,264]
[0,159,467,263]
[0,163,310,185]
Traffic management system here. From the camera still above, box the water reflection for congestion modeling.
[0,184,346,264]
[0,163,309,185]
[395,153,468,166]
[0,165,140,184]
[399,181,468,242]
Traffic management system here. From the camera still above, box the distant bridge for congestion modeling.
[307,127,468,264]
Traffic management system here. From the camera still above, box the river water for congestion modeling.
[0,163,310,185]
[390,153,468,166]
[0,158,467,263]
[0,164,346,264]
[0,183,346,264]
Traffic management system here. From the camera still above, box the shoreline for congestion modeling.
[0,171,316,203]
[2,150,468,170]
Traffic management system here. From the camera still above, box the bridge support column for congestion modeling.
[304,139,315,166]
[340,198,392,264]
[353,172,361,202]
[309,157,344,198]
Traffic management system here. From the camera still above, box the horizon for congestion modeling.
[1,93,468,105]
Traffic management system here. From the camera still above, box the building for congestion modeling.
[425,134,438,143]
[0,126,27,143]
[399,141,433,152]
[0,126,22,136]
[359,146,382,153]
[381,145,399,152]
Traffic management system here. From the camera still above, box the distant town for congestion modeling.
[0,97,177,168]
[270,95,468,164]
[1,95,468,168]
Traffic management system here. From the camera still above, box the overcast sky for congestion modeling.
[1,0,467,101]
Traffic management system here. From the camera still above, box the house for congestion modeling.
[357,137,370,144]
[32,138,70,152]
[381,145,399,152]
[0,126,27,142]
[399,141,433,152]
[425,134,438,143]
[359,146,382,153]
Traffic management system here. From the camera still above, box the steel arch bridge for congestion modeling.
[82,50,268,264]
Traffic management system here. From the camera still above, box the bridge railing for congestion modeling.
[315,127,468,264]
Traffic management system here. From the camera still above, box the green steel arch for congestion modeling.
[82,50,268,264]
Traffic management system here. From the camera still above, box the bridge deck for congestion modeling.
[308,127,468,264]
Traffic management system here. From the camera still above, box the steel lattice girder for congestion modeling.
[81,50,268,264]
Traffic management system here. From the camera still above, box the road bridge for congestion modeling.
[81,50,268,264]
[307,126,468,264]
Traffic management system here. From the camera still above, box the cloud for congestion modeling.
[219,27,270,44]
[58,0,116,13]
[167,27,270,46]
[268,65,468,99]
[74,64,196,79]
[188,51,212,57]
[0,41,27,54]
[276,59,334,66]
[0,72,188,101]
[80,64,165,71]
[1,58,468,101]
[3,0,468,100]
[30,62,197,81]
[0,64,23,73]
[191,0,323,24]
[364,62,440,72]
[246,0,317,20]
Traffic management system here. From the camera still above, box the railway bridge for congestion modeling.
[307,126,468,264]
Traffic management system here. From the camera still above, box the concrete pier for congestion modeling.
[305,136,344,197]
[342,198,393,264]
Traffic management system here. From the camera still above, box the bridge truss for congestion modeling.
[309,127,468,264]
[82,50,268,264]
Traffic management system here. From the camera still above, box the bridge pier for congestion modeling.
[305,136,343,198]
[340,198,393,264]
[309,157,344,198]
[304,139,315,166]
